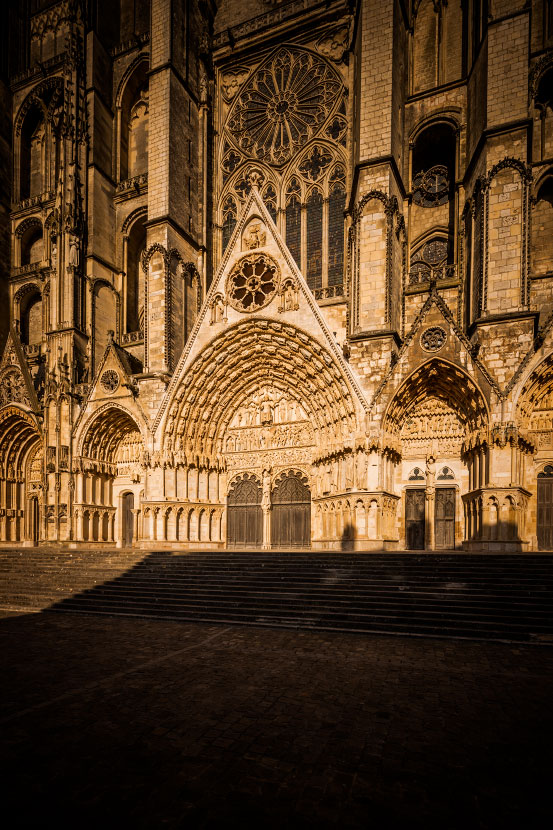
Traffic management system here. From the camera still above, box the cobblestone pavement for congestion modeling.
[1,611,552,829]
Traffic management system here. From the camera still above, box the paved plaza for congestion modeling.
[1,610,552,828]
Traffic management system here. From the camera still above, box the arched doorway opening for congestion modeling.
[227,474,262,548]
[271,470,311,548]
[0,406,42,543]
[122,492,135,547]
[76,407,144,544]
[384,358,489,550]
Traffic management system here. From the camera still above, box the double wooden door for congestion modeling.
[227,474,263,548]
[405,487,456,550]
[271,471,311,548]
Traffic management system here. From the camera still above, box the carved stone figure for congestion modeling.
[243,222,266,250]
[68,235,80,268]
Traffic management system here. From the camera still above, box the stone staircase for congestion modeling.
[1,548,553,643]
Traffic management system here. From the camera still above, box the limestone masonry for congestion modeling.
[2,0,553,551]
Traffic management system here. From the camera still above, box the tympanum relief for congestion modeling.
[225,389,314,472]
[401,398,465,458]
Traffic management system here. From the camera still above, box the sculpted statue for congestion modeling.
[244,223,266,250]
[260,396,273,425]
[356,451,367,489]
[68,235,80,268]
[426,454,436,487]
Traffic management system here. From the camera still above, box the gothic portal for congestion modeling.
[1,0,553,551]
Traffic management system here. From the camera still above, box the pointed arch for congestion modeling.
[383,358,490,450]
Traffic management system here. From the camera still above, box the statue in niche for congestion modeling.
[260,394,273,425]
[330,461,338,493]
[68,235,80,268]
[356,451,367,489]
[243,222,266,250]
[279,280,299,312]
[210,294,226,324]
[323,463,331,494]
[345,453,354,489]
[51,238,57,269]
[426,454,436,487]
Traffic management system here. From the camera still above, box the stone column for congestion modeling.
[425,488,435,550]
[261,469,271,550]
[132,509,140,543]
[76,509,83,541]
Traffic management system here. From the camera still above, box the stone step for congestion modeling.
[2,550,553,644]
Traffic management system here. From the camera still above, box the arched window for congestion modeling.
[410,123,456,286]
[20,290,43,346]
[306,189,323,291]
[531,175,553,278]
[262,184,277,223]
[285,178,301,268]
[126,217,146,332]
[118,60,149,182]
[534,69,553,161]
[222,195,237,253]
[19,221,44,266]
[409,235,450,285]
[327,166,346,287]
[20,103,45,200]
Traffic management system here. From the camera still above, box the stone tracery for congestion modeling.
[227,48,342,167]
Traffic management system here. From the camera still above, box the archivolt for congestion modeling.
[163,319,359,465]
[0,406,41,479]
[79,406,144,466]
[383,359,489,440]
[515,351,553,430]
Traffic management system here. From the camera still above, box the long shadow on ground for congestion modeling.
[1,608,553,829]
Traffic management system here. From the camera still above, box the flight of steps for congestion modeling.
[1,548,553,643]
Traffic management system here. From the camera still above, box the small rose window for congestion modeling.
[227,254,279,312]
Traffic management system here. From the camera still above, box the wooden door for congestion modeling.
[227,474,262,548]
[405,489,425,549]
[537,474,553,550]
[271,471,311,548]
[435,487,455,550]
[123,492,134,547]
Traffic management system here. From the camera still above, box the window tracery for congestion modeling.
[219,47,347,294]
[226,254,279,312]
[409,237,449,283]
[412,165,450,207]
[227,48,342,168]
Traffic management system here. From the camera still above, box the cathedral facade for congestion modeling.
[1,0,553,551]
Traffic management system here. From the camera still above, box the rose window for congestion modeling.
[420,326,447,352]
[227,254,279,312]
[227,49,342,167]
[100,369,120,393]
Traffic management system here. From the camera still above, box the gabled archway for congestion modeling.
[383,359,489,550]
[0,406,42,543]
[74,406,144,545]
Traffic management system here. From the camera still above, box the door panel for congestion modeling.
[271,472,311,548]
[538,478,553,550]
[123,493,134,547]
[435,488,455,550]
[227,474,262,547]
[406,489,425,550]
